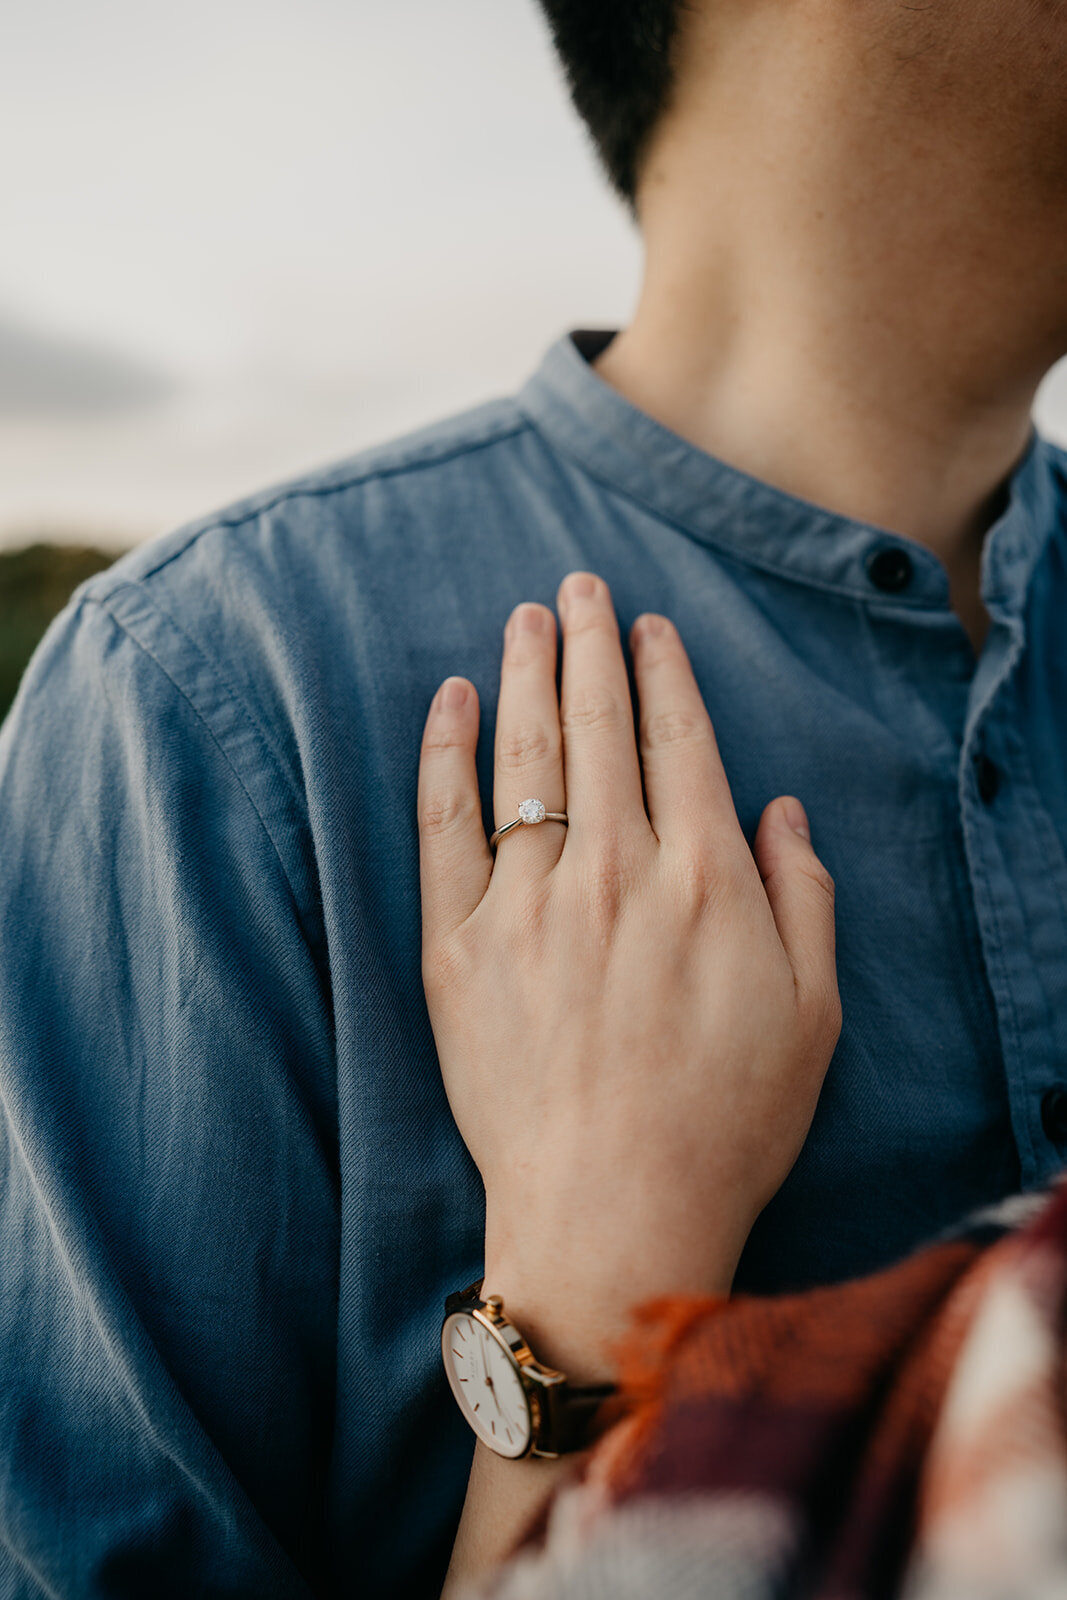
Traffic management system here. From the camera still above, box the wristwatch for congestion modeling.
[442,1279,619,1459]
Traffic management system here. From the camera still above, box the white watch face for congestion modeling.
[442,1311,532,1458]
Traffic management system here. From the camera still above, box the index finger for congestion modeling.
[556,572,646,835]
[417,677,493,942]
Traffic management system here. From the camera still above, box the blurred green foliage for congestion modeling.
[0,544,122,723]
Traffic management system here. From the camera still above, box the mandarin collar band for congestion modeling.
[516,327,1062,616]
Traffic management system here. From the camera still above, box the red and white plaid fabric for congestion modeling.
[469,1180,1067,1599]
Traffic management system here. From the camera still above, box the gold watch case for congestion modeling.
[442,1283,570,1459]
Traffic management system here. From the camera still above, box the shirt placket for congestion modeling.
[959,610,1067,1188]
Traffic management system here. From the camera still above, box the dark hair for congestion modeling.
[535,1,686,217]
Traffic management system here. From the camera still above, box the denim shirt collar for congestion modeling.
[516,328,1064,617]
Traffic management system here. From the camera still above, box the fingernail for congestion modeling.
[781,796,810,840]
[561,572,597,606]
[634,613,666,640]
[511,603,549,636]
[440,677,469,710]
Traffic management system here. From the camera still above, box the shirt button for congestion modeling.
[866,546,914,592]
[975,754,1000,804]
[1040,1085,1067,1144]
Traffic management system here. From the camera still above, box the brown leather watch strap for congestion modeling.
[547,1380,619,1454]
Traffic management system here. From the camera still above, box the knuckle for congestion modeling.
[418,788,480,838]
[496,720,560,773]
[578,834,629,932]
[670,844,754,920]
[719,851,758,905]
[641,706,707,753]
[669,848,718,915]
[561,685,626,738]
[563,604,614,639]
[422,725,469,755]
[506,877,553,952]
[806,860,836,902]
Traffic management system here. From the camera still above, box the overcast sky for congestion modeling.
[2,0,1066,550]
[0,0,640,547]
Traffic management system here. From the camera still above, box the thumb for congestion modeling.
[754,796,840,1030]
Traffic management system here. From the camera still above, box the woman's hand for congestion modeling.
[418,571,841,1381]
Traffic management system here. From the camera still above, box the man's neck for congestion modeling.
[592,0,1067,655]
[592,311,1032,655]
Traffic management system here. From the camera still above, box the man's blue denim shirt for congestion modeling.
[1,328,1065,1596]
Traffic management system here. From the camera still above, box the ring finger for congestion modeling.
[491,601,567,881]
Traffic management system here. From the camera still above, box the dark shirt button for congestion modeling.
[1041,1086,1067,1144]
[975,754,1000,804]
[866,546,914,592]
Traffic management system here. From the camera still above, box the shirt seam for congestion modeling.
[82,591,320,955]
[102,416,531,592]
[98,579,307,823]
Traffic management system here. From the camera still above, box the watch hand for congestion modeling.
[478,1340,504,1416]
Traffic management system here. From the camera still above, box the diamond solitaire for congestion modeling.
[489,797,568,849]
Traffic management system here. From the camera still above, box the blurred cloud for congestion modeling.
[0,312,174,417]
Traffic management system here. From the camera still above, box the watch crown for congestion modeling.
[484,1294,504,1314]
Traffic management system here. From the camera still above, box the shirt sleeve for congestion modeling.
[0,587,338,1597]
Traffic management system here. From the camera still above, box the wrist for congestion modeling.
[481,1236,738,1387]
[482,1170,751,1307]
[478,1268,621,1386]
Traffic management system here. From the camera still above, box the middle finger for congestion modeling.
[557,572,646,832]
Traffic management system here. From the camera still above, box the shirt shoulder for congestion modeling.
[43,392,545,840]
[78,393,534,606]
